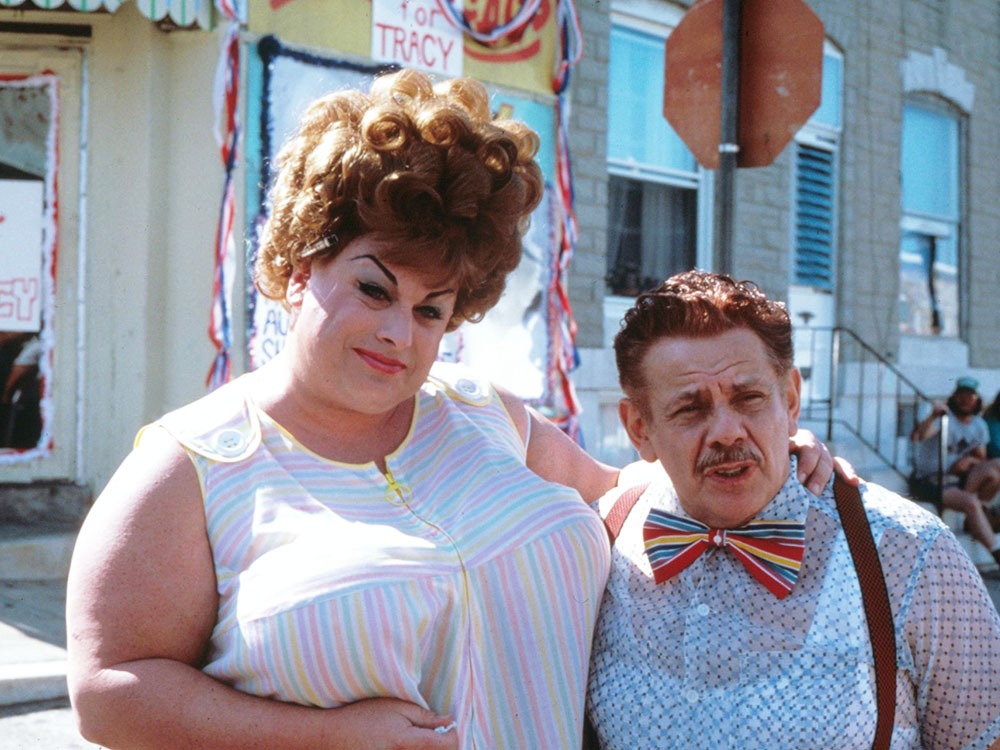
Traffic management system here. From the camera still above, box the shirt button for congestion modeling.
[684,689,699,704]
[696,603,711,617]
[456,378,479,396]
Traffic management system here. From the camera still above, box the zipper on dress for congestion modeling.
[382,466,413,505]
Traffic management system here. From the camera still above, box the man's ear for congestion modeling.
[285,260,312,308]
[619,397,658,463]
[786,367,802,436]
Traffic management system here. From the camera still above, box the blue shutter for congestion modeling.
[794,144,835,289]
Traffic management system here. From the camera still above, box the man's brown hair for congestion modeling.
[614,270,794,407]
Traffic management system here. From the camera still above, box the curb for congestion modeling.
[0,532,75,581]
[0,660,68,706]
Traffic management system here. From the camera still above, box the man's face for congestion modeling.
[952,388,979,418]
[620,328,801,529]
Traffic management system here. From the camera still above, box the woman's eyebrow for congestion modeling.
[352,254,397,285]
[352,253,455,299]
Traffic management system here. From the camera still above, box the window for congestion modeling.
[606,18,709,297]
[898,100,961,337]
[792,48,842,290]
[0,47,83,477]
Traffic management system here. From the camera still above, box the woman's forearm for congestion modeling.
[71,658,453,750]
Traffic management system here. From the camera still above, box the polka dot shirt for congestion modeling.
[587,459,1000,749]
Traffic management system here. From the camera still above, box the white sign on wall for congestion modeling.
[0,179,44,333]
[371,0,464,77]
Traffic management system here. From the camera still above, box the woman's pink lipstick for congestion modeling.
[355,348,406,374]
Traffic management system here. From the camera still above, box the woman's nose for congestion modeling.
[377,306,413,348]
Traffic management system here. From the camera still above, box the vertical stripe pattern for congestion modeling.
[155,363,610,749]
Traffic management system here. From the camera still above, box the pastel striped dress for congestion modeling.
[148,362,611,749]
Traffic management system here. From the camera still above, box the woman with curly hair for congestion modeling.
[66,69,836,749]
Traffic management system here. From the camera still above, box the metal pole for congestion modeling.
[827,328,840,442]
[714,0,742,276]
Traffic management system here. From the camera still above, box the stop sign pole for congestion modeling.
[664,0,824,275]
[716,0,742,275]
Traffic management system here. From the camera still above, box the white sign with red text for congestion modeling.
[371,0,463,78]
[0,179,44,333]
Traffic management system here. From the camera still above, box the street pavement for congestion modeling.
[3,569,1000,747]
[0,699,96,749]
[0,579,100,748]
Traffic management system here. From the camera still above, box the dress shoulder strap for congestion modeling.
[136,378,262,463]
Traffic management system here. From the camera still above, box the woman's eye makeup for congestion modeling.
[417,305,443,321]
[358,281,390,301]
[356,275,449,322]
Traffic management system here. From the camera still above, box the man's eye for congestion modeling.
[359,282,390,301]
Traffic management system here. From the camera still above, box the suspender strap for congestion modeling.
[833,476,897,750]
[603,482,650,544]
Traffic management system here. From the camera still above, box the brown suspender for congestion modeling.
[603,482,650,543]
[832,476,897,750]
[600,477,897,750]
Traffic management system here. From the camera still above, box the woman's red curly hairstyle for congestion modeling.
[254,69,544,330]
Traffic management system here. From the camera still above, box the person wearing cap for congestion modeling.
[910,375,1000,565]
[586,272,1000,749]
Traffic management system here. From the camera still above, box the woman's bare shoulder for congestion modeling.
[67,427,217,668]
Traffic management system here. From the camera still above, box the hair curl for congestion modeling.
[254,69,544,330]
[614,271,794,407]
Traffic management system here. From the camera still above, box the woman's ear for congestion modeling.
[285,261,312,308]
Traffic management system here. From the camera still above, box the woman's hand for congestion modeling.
[791,428,859,495]
[338,698,458,750]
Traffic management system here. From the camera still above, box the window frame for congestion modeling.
[789,42,843,292]
[898,94,966,338]
[605,4,713,308]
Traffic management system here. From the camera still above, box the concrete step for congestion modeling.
[0,526,76,582]
[0,658,67,706]
[0,579,68,706]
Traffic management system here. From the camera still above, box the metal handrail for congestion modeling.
[795,325,946,510]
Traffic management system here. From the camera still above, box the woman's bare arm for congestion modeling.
[66,427,455,750]
[497,387,618,503]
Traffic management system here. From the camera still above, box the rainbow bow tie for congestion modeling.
[642,508,806,599]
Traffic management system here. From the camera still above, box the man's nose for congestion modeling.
[705,404,748,446]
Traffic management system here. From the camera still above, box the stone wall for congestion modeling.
[565,0,1000,364]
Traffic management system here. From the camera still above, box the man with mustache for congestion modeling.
[585,271,1000,749]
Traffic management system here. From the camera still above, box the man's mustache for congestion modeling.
[696,444,762,473]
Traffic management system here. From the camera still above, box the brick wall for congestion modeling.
[566,0,612,348]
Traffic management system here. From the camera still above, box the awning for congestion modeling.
[0,0,218,28]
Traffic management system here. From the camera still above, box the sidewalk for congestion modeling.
[0,578,70,707]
